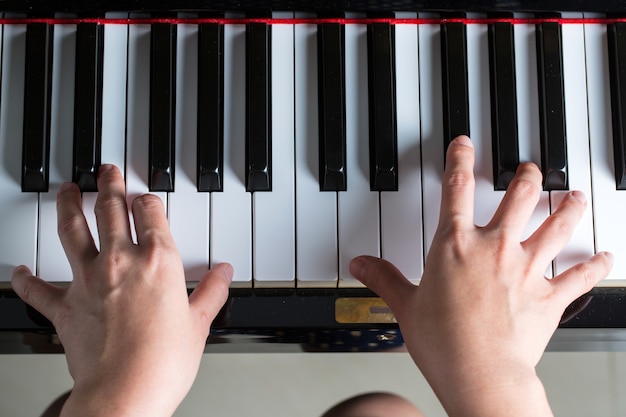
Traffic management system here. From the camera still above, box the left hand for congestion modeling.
[11,164,232,417]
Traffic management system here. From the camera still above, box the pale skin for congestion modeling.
[11,135,613,416]
[349,135,614,416]
[12,164,234,417]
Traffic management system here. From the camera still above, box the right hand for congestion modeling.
[350,136,613,416]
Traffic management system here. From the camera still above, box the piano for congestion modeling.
[1,0,626,353]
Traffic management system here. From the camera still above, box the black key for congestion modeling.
[245,22,271,192]
[73,23,104,192]
[22,23,53,192]
[441,21,470,154]
[536,22,568,191]
[367,22,398,192]
[488,21,519,191]
[608,22,626,190]
[197,23,224,192]
[149,23,176,192]
[318,23,347,191]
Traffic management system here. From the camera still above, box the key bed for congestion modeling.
[2,15,626,284]
[3,15,626,287]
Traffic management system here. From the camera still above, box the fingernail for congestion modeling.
[600,251,614,264]
[569,190,586,204]
[349,257,366,279]
[58,182,74,193]
[11,265,33,284]
[12,265,31,276]
[98,164,114,177]
[216,263,234,282]
[452,135,473,148]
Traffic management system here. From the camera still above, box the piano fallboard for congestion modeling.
[1,287,625,353]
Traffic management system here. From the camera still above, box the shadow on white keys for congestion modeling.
[0,24,38,284]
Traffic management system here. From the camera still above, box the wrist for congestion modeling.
[61,375,180,417]
[60,343,199,417]
[430,363,553,417]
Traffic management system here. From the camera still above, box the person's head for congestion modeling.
[40,391,70,417]
[321,392,425,417]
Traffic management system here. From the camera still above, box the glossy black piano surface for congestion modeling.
[0,0,624,14]
[2,287,626,353]
[2,2,626,353]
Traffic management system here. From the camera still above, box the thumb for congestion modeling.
[552,252,613,308]
[11,265,65,323]
[189,263,233,328]
[350,256,416,313]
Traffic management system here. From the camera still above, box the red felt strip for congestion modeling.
[1,16,626,26]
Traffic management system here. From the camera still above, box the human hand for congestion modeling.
[11,164,233,417]
[350,136,613,417]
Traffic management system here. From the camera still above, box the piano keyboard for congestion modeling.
[1,14,626,291]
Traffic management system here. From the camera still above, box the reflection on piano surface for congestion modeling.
[1,0,626,352]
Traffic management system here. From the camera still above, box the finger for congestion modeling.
[439,136,476,229]
[350,256,415,315]
[189,263,234,330]
[131,194,173,249]
[11,265,65,323]
[551,252,613,307]
[486,163,542,239]
[57,182,98,266]
[94,164,133,250]
[522,191,587,265]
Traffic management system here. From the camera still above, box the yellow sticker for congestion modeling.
[335,298,397,324]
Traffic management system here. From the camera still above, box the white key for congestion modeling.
[552,22,594,275]
[83,16,129,248]
[38,24,76,282]
[253,17,296,287]
[418,20,444,255]
[338,22,380,287]
[0,24,38,283]
[425,23,503,243]
[126,24,166,242]
[211,23,252,286]
[168,24,211,283]
[380,16,423,284]
[469,22,556,266]
[467,23,503,228]
[514,21,552,276]
[586,21,626,283]
[294,21,339,287]
[468,21,554,245]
